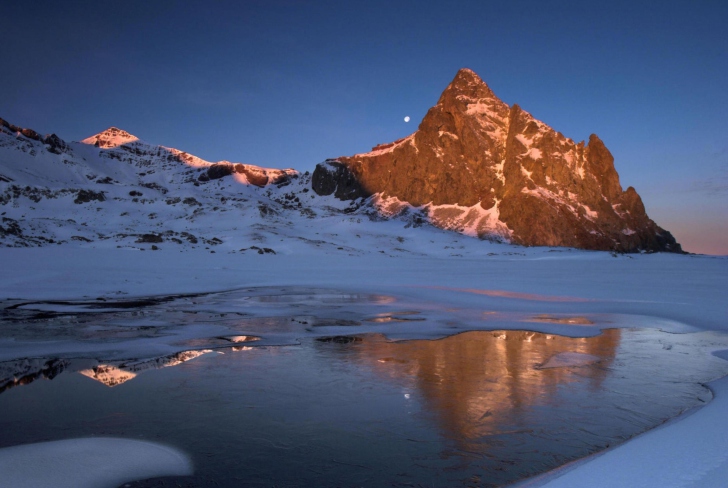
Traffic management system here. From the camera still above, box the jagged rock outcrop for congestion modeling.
[74,189,106,204]
[0,117,69,155]
[202,162,292,187]
[316,68,681,252]
[312,160,370,200]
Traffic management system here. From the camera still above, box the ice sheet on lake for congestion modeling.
[0,282,708,365]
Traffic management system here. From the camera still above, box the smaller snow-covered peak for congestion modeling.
[81,127,140,148]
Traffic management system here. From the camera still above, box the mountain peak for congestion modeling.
[453,67,483,84]
[81,127,140,148]
[319,68,682,253]
[438,67,499,105]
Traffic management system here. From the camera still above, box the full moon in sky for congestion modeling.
[404,116,410,122]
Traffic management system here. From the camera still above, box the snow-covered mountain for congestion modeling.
[317,69,681,253]
[0,68,681,255]
[0,117,484,255]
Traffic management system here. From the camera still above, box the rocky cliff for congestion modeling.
[314,69,681,253]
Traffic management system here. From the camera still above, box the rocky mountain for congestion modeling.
[313,69,681,253]
[0,79,681,255]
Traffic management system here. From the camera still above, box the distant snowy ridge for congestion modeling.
[0,116,507,255]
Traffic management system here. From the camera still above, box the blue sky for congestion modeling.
[2,1,726,254]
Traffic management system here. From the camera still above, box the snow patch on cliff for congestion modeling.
[369,194,512,242]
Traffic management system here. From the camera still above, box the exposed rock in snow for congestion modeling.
[311,159,370,200]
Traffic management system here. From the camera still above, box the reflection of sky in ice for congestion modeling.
[1,288,727,486]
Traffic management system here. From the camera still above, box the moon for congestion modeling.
[404,116,410,123]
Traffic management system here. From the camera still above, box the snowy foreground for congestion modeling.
[1,244,726,487]
[0,438,192,488]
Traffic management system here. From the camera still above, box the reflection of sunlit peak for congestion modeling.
[221,335,260,343]
[157,349,211,367]
[79,365,137,387]
[77,349,213,387]
[351,328,622,458]
[81,127,140,148]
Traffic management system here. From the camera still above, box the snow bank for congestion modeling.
[0,437,192,488]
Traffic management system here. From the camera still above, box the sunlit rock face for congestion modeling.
[0,117,68,155]
[320,69,681,252]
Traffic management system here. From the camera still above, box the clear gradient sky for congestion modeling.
[2,1,726,254]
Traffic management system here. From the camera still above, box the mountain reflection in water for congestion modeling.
[0,349,222,392]
[350,330,619,455]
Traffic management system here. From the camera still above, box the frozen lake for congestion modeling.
[2,287,728,487]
